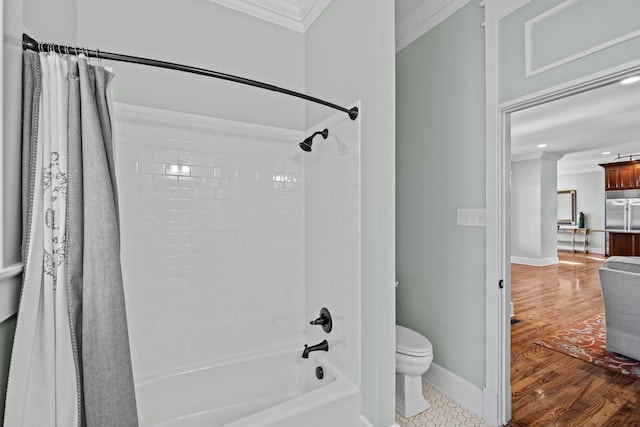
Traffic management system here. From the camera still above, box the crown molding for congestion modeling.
[511,151,565,162]
[396,0,471,52]
[208,0,331,33]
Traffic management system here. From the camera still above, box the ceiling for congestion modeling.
[511,78,640,175]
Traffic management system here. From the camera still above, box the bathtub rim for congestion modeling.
[135,343,327,387]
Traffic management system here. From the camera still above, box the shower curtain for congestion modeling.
[4,51,138,426]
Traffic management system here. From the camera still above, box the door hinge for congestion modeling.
[498,279,504,289]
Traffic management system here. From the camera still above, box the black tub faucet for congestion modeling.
[302,340,329,358]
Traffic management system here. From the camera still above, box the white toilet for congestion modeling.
[395,325,433,418]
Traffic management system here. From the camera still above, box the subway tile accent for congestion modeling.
[114,103,306,379]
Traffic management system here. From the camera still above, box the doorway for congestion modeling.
[506,68,640,424]
[494,65,640,424]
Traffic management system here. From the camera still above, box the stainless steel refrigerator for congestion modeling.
[605,189,640,254]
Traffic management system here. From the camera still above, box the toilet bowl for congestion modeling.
[395,325,433,418]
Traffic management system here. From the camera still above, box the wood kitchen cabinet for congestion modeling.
[600,160,640,190]
[609,232,640,256]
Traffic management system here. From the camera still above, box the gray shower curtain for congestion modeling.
[4,51,138,426]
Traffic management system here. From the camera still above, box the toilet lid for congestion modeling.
[396,325,433,357]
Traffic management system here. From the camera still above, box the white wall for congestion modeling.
[76,0,305,130]
[305,2,396,425]
[558,171,605,253]
[20,0,392,422]
[511,160,542,261]
[1,0,23,322]
[511,156,558,266]
[540,159,559,260]
[498,0,640,103]
[305,108,361,387]
[115,103,306,378]
[1,0,25,419]
[23,0,77,44]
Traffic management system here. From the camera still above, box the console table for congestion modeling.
[557,227,590,253]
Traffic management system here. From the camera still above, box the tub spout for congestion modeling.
[301,340,329,359]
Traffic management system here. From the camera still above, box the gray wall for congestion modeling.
[558,171,606,252]
[76,0,305,130]
[396,2,486,388]
[396,0,639,419]
[306,1,396,425]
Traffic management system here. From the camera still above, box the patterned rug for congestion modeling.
[535,313,640,381]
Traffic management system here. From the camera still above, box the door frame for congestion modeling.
[484,2,640,423]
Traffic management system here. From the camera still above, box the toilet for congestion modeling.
[395,325,434,418]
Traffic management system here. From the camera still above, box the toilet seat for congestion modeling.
[396,325,433,357]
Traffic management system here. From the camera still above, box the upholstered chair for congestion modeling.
[599,256,640,361]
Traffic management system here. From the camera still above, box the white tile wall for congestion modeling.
[114,103,307,379]
[304,106,361,387]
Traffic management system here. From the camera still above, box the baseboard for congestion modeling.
[358,414,399,427]
[558,248,606,255]
[482,386,499,426]
[510,256,558,266]
[359,415,373,427]
[422,362,484,419]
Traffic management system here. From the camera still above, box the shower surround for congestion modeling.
[114,102,361,422]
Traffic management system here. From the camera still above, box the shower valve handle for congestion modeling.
[310,316,328,326]
[309,307,332,333]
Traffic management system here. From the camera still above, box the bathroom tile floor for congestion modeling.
[395,382,490,427]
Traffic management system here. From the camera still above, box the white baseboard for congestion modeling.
[359,415,373,427]
[422,362,485,420]
[510,256,558,266]
[358,414,399,427]
[558,247,606,255]
[482,386,499,426]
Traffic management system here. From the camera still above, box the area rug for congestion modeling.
[535,313,640,381]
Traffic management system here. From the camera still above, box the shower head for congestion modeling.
[299,137,314,152]
[299,128,329,152]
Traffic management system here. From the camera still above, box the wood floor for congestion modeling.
[508,252,640,427]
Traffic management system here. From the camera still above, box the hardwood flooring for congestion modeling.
[508,252,640,427]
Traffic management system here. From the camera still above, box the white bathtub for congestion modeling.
[135,349,360,427]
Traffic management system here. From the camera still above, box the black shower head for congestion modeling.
[299,128,329,152]
[300,136,314,152]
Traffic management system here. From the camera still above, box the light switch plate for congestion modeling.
[457,208,486,227]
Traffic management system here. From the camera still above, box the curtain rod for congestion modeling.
[22,33,359,121]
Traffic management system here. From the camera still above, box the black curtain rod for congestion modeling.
[22,33,358,121]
